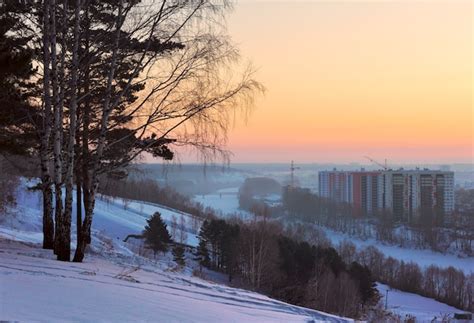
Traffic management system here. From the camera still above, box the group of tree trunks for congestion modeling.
[0,0,260,262]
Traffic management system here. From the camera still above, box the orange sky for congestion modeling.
[221,0,473,164]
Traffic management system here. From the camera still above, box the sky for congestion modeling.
[212,0,473,164]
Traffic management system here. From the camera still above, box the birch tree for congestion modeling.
[4,0,262,262]
[40,0,55,250]
[59,0,82,261]
[72,0,262,262]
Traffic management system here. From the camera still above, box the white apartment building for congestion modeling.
[319,168,455,221]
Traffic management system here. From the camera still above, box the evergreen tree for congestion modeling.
[194,239,210,272]
[220,222,240,282]
[349,262,379,306]
[0,3,37,156]
[143,212,171,257]
[198,220,211,242]
[197,218,240,280]
[172,245,185,267]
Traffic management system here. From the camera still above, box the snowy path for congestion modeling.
[0,240,349,323]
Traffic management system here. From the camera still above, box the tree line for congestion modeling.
[0,0,261,262]
[98,177,216,221]
[237,185,474,313]
[280,187,473,255]
[338,240,473,312]
[281,221,473,313]
[280,188,474,312]
[194,216,380,319]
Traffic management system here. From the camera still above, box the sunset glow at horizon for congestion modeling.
[219,0,473,164]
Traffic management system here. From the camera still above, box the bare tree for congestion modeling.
[178,215,188,244]
[72,0,262,262]
[6,0,262,262]
[170,214,178,241]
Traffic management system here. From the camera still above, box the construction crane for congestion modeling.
[364,156,389,170]
[290,160,300,188]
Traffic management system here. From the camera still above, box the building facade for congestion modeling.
[318,169,454,220]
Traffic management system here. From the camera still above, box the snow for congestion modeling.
[0,178,350,322]
[0,178,199,247]
[376,283,466,322]
[0,240,349,322]
[194,191,252,220]
[321,228,474,275]
[92,197,200,247]
[2,178,470,323]
[217,187,240,194]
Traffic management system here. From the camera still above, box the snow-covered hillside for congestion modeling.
[0,178,199,247]
[321,228,473,275]
[0,179,350,322]
[376,283,464,322]
[0,240,350,322]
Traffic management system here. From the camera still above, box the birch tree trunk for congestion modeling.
[49,0,64,256]
[40,0,54,250]
[73,1,123,262]
[73,3,89,245]
[61,0,81,262]
[75,116,82,245]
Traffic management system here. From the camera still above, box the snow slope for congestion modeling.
[0,240,349,322]
[376,283,465,322]
[321,228,473,275]
[0,179,350,322]
[92,197,200,246]
[0,178,199,247]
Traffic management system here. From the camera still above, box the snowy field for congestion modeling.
[0,179,350,322]
[376,283,465,322]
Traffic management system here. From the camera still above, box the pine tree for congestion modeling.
[0,3,37,156]
[143,212,171,257]
[172,245,185,267]
[194,239,210,272]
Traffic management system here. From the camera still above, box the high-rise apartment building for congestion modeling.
[318,169,454,220]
